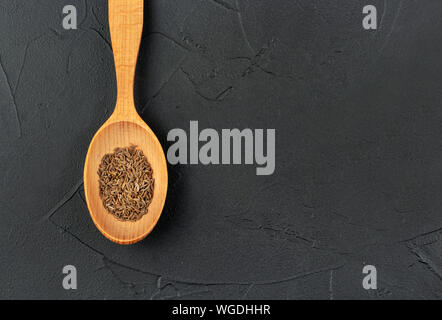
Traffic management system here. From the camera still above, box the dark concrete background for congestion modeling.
[0,0,441,299]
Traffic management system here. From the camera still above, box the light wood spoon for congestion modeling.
[84,0,168,245]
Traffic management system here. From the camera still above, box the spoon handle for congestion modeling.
[109,0,143,117]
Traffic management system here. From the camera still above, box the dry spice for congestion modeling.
[98,145,154,222]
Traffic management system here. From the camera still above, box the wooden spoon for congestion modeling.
[84,0,168,245]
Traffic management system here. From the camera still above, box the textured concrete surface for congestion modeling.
[0,0,441,299]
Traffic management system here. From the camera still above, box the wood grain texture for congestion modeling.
[83,0,168,245]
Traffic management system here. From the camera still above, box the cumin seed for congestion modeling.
[98,145,154,222]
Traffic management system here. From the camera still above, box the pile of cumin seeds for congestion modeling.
[98,145,154,222]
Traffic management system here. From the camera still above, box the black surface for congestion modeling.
[0,0,441,299]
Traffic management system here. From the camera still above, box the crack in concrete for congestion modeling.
[180,67,234,103]
[146,31,191,52]
[140,55,188,114]
[0,53,22,138]
[43,179,84,221]
[235,0,255,55]
[209,0,238,12]
[400,228,442,244]
[406,228,442,280]
[14,43,29,96]
[83,27,112,52]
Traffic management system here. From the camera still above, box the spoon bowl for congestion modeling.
[84,0,168,244]
[84,117,168,245]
